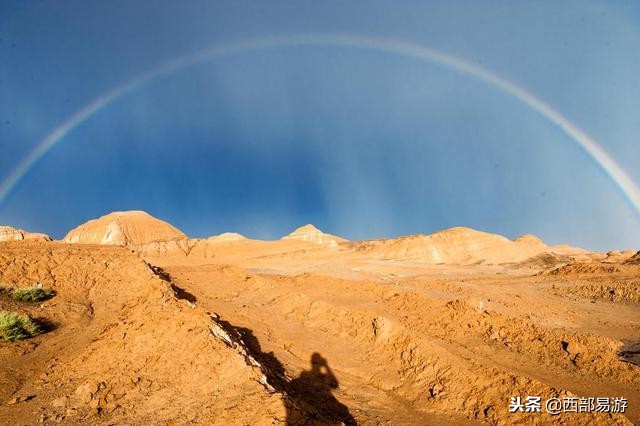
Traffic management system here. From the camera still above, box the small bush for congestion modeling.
[0,311,42,341]
[11,285,55,302]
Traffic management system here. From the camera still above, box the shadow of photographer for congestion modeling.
[285,352,356,425]
[231,325,355,425]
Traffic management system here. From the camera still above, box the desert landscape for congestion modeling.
[0,210,637,425]
[4,1,640,424]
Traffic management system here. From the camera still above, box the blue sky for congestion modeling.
[1,0,639,250]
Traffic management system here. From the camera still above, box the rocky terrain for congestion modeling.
[0,226,51,242]
[1,211,638,424]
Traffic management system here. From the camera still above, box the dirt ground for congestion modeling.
[0,240,638,424]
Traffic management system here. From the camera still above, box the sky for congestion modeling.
[1,0,639,250]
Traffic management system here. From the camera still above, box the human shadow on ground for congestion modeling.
[226,324,356,425]
[285,352,356,425]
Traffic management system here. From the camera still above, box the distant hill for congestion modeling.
[63,211,186,245]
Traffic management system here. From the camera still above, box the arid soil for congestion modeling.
[0,212,638,425]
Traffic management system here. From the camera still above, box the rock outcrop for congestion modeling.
[624,251,640,265]
[0,226,51,242]
[63,211,186,245]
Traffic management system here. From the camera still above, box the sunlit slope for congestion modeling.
[63,210,186,245]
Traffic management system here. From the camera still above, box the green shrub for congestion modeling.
[11,285,55,302]
[0,311,42,341]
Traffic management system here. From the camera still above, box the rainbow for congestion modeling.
[2,34,639,216]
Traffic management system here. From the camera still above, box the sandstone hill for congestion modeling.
[63,211,186,245]
[282,224,348,246]
[131,224,349,265]
[208,232,247,242]
[0,226,51,242]
[603,250,638,263]
[58,213,591,267]
[346,226,585,265]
